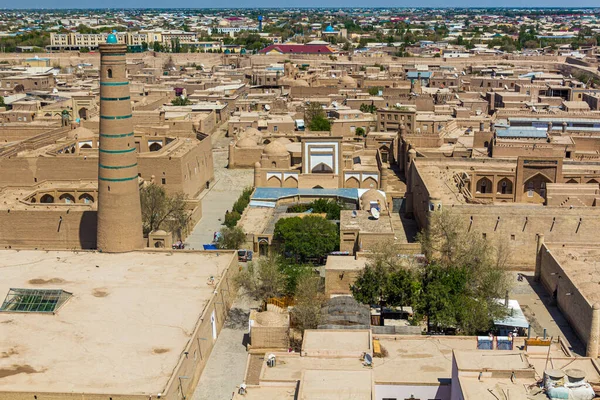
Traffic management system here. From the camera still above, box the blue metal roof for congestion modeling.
[252,187,359,202]
[407,71,432,79]
[496,128,548,139]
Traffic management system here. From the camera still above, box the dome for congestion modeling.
[360,189,386,211]
[243,127,262,138]
[236,136,258,148]
[324,25,335,33]
[106,34,118,44]
[263,141,288,156]
[340,75,356,86]
[279,77,309,87]
[151,229,168,236]
[274,137,292,145]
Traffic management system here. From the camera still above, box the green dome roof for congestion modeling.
[106,34,118,44]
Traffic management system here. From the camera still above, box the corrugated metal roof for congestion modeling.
[494,299,529,329]
[496,128,548,138]
[252,187,359,202]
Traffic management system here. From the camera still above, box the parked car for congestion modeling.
[237,249,253,262]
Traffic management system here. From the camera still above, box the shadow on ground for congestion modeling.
[523,275,585,356]
[224,307,250,330]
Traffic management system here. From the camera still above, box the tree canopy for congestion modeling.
[305,102,331,132]
[351,210,511,334]
[217,226,247,250]
[274,215,338,263]
[140,183,190,238]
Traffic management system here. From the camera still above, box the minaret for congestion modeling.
[96,34,144,252]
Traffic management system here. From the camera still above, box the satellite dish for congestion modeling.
[351,210,357,218]
[364,353,373,366]
[461,71,466,75]
[370,207,380,220]
[504,85,509,90]
[395,103,401,108]
[264,104,271,111]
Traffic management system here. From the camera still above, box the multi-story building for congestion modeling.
[48,32,149,51]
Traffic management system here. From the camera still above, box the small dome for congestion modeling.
[242,127,262,138]
[279,77,309,87]
[263,141,288,156]
[106,34,118,44]
[274,137,292,145]
[324,25,335,33]
[360,189,386,211]
[151,229,168,236]
[236,136,258,148]
[340,75,357,86]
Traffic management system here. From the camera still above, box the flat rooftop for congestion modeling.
[325,256,367,271]
[302,329,371,357]
[340,210,394,234]
[299,369,372,400]
[0,249,235,395]
[547,244,600,305]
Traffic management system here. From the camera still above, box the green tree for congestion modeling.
[0,96,5,108]
[171,96,192,106]
[351,241,421,324]
[305,102,331,132]
[140,184,190,238]
[80,47,90,53]
[415,209,511,334]
[153,41,161,52]
[224,211,241,228]
[368,86,382,96]
[274,216,338,263]
[309,115,331,131]
[287,199,341,220]
[355,127,366,137]
[235,256,287,305]
[292,273,327,332]
[217,226,246,249]
[360,103,377,113]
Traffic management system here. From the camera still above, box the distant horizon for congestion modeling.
[3,4,600,10]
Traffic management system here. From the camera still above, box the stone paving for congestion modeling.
[185,130,253,250]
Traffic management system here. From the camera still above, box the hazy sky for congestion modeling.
[7,1,600,9]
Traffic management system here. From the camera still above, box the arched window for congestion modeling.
[107,68,112,78]
[271,161,277,168]
[149,142,162,152]
[40,194,54,203]
[79,193,94,204]
[477,177,492,194]
[59,194,75,204]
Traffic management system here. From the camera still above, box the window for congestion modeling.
[0,288,72,313]
[273,126,278,132]
[511,234,515,241]
[107,68,112,78]
[161,178,166,185]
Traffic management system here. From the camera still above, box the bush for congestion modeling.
[224,187,253,227]
[217,226,246,249]
[287,199,341,220]
[224,211,241,228]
